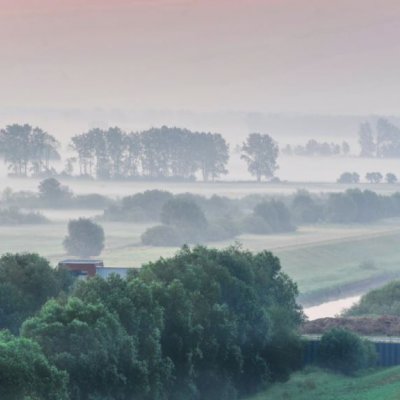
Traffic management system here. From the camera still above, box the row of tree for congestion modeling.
[70,128,280,181]
[359,118,400,158]
[70,126,230,181]
[337,171,398,184]
[282,140,350,157]
[0,124,60,176]
[0,124,280,181]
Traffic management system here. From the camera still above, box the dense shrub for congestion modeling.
[252,200,296,233]
[141,225,183,246]
[0,207,48,225]
[73,193,112,209]
[345,280,400,317]
[123,190,174,221]
[161,198,208,230]
[326,189,382,223]
[241,213,273,234]
[317,328,377,375]
[291,191,322,224]
[38,178,72,207]
[206,217,240,241]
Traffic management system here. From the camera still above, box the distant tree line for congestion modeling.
[3,178,400,234]
[102,188,400,247]
[0,178,112,210]
[0,207,48,225]
[103,190,297,246]
[0,248,303,400]
[282,139,350,157]
[337,171,398,184]
[0,123,282,182]
[0,124,60,176]
[359,118,400,158]
[69,126,230,181]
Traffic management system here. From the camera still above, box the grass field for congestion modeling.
[2,210,400,304]
[248,367,400,400]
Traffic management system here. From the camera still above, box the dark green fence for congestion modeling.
[303,338,400,367]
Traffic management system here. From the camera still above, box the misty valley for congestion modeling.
[3,1,400,398]
[2,117,400,398]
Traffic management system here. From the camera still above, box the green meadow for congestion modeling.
[248,367,400,400]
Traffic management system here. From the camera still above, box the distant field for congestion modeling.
[247,367,400,400]
[1,210,400,303]
[2,153,400,194]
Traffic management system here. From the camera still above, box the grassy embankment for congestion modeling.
[248,367,400,400]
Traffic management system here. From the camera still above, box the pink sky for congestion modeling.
[1,0,400,114]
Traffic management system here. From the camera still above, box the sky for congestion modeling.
[1,0,400,115]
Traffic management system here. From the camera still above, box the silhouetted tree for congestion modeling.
[337,172,360,184]
[38,178,72,206]
[241,133,279,181]
[365,172,383,183]
[0,124,59,176]
[358,122,375,157]
[386,172,398,184]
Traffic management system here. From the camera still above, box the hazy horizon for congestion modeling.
[2,0,400,121]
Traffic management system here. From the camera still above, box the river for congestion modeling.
[304,295,361,320]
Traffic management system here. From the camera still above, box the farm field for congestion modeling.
[247,367,400,400]
[2,208,400,304]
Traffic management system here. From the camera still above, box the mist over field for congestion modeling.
[3,1,400,399]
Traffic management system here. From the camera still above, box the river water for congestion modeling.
[304,295,361,320]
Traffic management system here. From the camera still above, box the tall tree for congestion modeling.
[30,128,60,175]
[0,124,58,176]
[0,331,69,400]
[0,253,72,333]
[358,122,375,157]
[38,178,72,206]
[22,298,146,400]
[104,127,127,178]
[196,133,229,181]
[70,133,94,176]
[241,133,279,181]
[376,118,400,158]
[63,218,105,257]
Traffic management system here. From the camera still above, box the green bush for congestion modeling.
[206,217,239,241]
[141,225,183,246]
[161,197,208,231]
[253,200,296,233]
[317,328,377,375]
[345,280,400,317]
[241,214,273,234]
